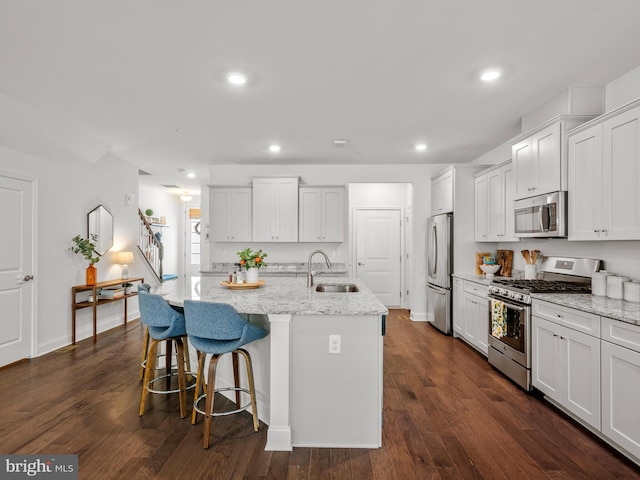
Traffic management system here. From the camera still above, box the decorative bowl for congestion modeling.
[480,264,500,277]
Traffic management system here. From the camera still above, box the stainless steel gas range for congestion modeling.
[487,256,601,391]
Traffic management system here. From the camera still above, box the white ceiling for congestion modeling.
[2,0,640,194]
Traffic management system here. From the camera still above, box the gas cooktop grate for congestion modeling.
[490,279,591,294]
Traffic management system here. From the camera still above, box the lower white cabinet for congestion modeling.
[460,281,489,356]
[532,314,601,430]
[601,318,640,460]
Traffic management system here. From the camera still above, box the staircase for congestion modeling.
[138,209,163,282]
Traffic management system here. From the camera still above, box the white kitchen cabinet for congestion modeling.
[252,177,299,242]
[299,187,344,242]
[474,174,488,241]
[431,168,454,215]
[461,281,489,356]
[474,161,518,242]
[210,187,252,242]
[568,103,640,240]
[532,310,601,430]
[513,123,561,199]
[452,277,464,337]
[601,317,640,460]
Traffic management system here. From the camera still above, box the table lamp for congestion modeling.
[116,251,134,279]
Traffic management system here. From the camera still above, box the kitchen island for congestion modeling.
[157,276,388,451]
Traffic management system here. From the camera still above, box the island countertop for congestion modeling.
[157,276,388,316]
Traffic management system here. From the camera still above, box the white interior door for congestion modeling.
[0,174,34,366]
[355,209,402,307]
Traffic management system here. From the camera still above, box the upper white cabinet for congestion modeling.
[568,103,640,240]
[474,161,518,242]
[210,187,252,242]
[431,168,454,215]
[252,177,299,242]
[513,123,561,199]
[474,174,488,241]
[512,116,595,201]
[299,187,345,242]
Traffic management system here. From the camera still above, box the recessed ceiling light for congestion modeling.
[415,143,428,152]
[187,172,196,178]
[227,72,247,86]
[480,69,501,82]
[269,144,281,153]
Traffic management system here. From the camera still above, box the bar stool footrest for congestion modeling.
[194,387,252,417]
[147,371,197,395]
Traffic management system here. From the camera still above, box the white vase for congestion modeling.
[245,267,259,284]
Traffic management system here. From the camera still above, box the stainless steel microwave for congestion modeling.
[514,191,567,238]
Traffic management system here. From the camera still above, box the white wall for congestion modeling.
[605,64,640,112]
[0,148,142,355]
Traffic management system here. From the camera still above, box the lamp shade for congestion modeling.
[116,251,134,265]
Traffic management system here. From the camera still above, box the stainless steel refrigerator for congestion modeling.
[426,213,452,334]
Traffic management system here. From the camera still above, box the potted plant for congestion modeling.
[123,282,134,295]
[237,247,268,283]
[145,208,154,223]
[70,234,100,285]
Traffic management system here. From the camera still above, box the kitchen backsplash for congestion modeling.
[498,238,640,280]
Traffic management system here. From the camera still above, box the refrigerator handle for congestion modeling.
[430,222,437,276]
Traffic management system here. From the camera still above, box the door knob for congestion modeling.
[23,275,34,281]
[358,262,365,266]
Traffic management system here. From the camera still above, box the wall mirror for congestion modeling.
[87,205,114,255]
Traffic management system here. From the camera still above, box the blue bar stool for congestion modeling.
[183,300,268,449]
[138,291,194,418]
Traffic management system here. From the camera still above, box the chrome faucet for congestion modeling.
[307,249,332,287]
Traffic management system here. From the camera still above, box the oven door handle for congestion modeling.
[489,296,527,313]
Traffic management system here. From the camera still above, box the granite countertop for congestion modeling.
[532,293,640,326]
[454,272,640,325]
[201,262,347,276]
[452,273,512,286]
[157,275,388,316]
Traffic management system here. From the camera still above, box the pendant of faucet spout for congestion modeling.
[307,250,332,287]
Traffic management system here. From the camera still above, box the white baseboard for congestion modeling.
[410,311,428,321]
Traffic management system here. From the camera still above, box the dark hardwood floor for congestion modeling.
[1,310,639,479]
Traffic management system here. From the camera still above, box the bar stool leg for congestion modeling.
[139,326,150,381]
[139,340,159,416]
[203,354,221,449]
[175,337,187,419]
[232,351,241,408]
[238,348,260,432]
[191,351,206,425]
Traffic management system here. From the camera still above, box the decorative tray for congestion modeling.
[220,280,266,290]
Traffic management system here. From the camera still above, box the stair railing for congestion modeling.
[138,209,163,282]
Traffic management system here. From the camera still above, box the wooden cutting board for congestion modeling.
[476,252,491,275]
[497,250,513,277]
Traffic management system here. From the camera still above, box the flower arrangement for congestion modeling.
[237,247,268,269]
[70,234,100,265]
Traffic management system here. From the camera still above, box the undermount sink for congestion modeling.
[315,283,359,293]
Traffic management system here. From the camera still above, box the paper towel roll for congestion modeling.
[591,271,609,297]
[624,281,640,303]
[607,275,630,299]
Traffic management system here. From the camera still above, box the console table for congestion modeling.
[71,277,144,344]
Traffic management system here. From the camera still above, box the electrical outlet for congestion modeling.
[329,334,341,354]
